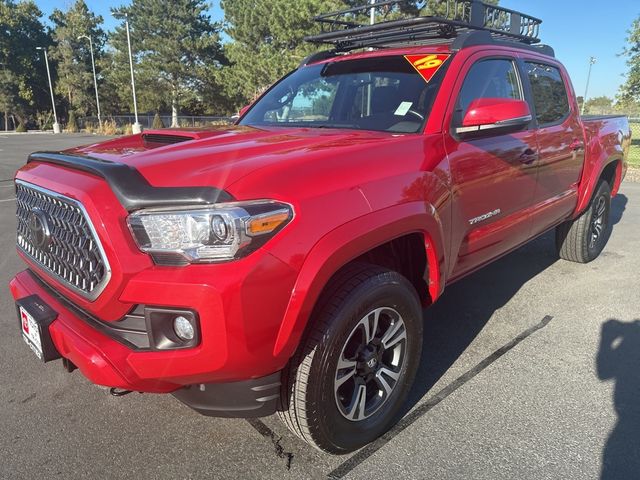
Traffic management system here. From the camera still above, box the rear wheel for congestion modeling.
[555,180,612,263]
[278,264,423,453]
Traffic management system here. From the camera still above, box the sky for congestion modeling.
[35,0,639,101]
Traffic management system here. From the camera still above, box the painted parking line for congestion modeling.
[0,197,16,202]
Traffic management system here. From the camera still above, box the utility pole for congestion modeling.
[78,35,102,129]
[370,0,376,25]
[581,57,597,116]
[113,12,142,134]
[36,47,61,134]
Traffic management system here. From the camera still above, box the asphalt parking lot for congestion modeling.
[0,133,638,479]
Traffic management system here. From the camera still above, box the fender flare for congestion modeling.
[272,201,446,359]
[574,152,623,216]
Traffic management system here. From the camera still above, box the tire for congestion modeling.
[277,263,423,454]
[555,180,612,263]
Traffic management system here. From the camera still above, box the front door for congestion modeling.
[444,55,539,279]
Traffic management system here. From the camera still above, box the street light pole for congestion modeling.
[78,35,102,129]
[581,56,597,116]
[365,0,376,116]
[0,61,7,132]
[36,47,60,134]
[114,12,142,134]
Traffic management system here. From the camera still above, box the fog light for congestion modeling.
[174,316,195,341]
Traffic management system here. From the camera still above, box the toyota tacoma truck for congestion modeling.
[10,0,631,453]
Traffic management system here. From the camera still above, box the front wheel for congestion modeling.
[278,264,423,453]
[555,180,612,263]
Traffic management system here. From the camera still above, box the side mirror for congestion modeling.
[455,98,532,137]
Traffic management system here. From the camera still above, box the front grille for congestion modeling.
[16,181,111,300]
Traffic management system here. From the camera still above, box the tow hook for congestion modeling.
[62,361,135,398]
[109,388,134,397]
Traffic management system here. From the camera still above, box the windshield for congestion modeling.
[239,55,448,134]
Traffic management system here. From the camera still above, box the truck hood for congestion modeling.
[65,125,393,191]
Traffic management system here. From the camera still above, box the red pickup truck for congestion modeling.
[10,1,630,453]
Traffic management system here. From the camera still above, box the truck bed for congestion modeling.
[579,114,631,204]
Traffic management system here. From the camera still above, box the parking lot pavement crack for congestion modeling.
[20,393,36,404]
[247,418,295,470]
[327,315,554,479]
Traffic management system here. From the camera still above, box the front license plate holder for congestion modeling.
[16,295,61,363]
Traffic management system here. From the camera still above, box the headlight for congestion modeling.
[127,201,293,265]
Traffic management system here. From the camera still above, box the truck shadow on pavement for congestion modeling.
[404,193,629,414]
[405,228,558,411]
[597,318,640,480]
[609,193,627,226]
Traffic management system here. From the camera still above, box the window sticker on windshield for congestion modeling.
[394,102,413,116]
[404,54,451,83]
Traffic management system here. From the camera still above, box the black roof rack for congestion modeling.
[305,0,544,52]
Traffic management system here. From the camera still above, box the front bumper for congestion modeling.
[11,270,179,392]
[10,247,297,394]
[11,270,282,416]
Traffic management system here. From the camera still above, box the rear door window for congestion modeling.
[525,62,570,126]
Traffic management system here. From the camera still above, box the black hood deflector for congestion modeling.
[27,152,233,211]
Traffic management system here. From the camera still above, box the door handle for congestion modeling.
[519,148,538,165]
[570,139,584,151]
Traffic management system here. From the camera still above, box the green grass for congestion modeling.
[629,122,640,168]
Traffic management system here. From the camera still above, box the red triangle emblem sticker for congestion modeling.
[405,54,451,83]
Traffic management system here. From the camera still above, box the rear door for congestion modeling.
[443,53,539,279]
[522,60,584,235]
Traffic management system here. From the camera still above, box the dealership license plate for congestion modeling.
[20,306,44,360]
[16,295,60,362]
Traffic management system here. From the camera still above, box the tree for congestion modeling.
[584,96,614,115]
[0,0,51,128]
[66,110,78,132]
[152,112,164,128]
[220,0,499,109]
[618,15,640,105]
[108,0,227,126]
[614,97,640,116]
[220,0,349,108]
[49,1,105,117]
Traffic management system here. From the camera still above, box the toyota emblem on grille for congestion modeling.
[28,208,52,250]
